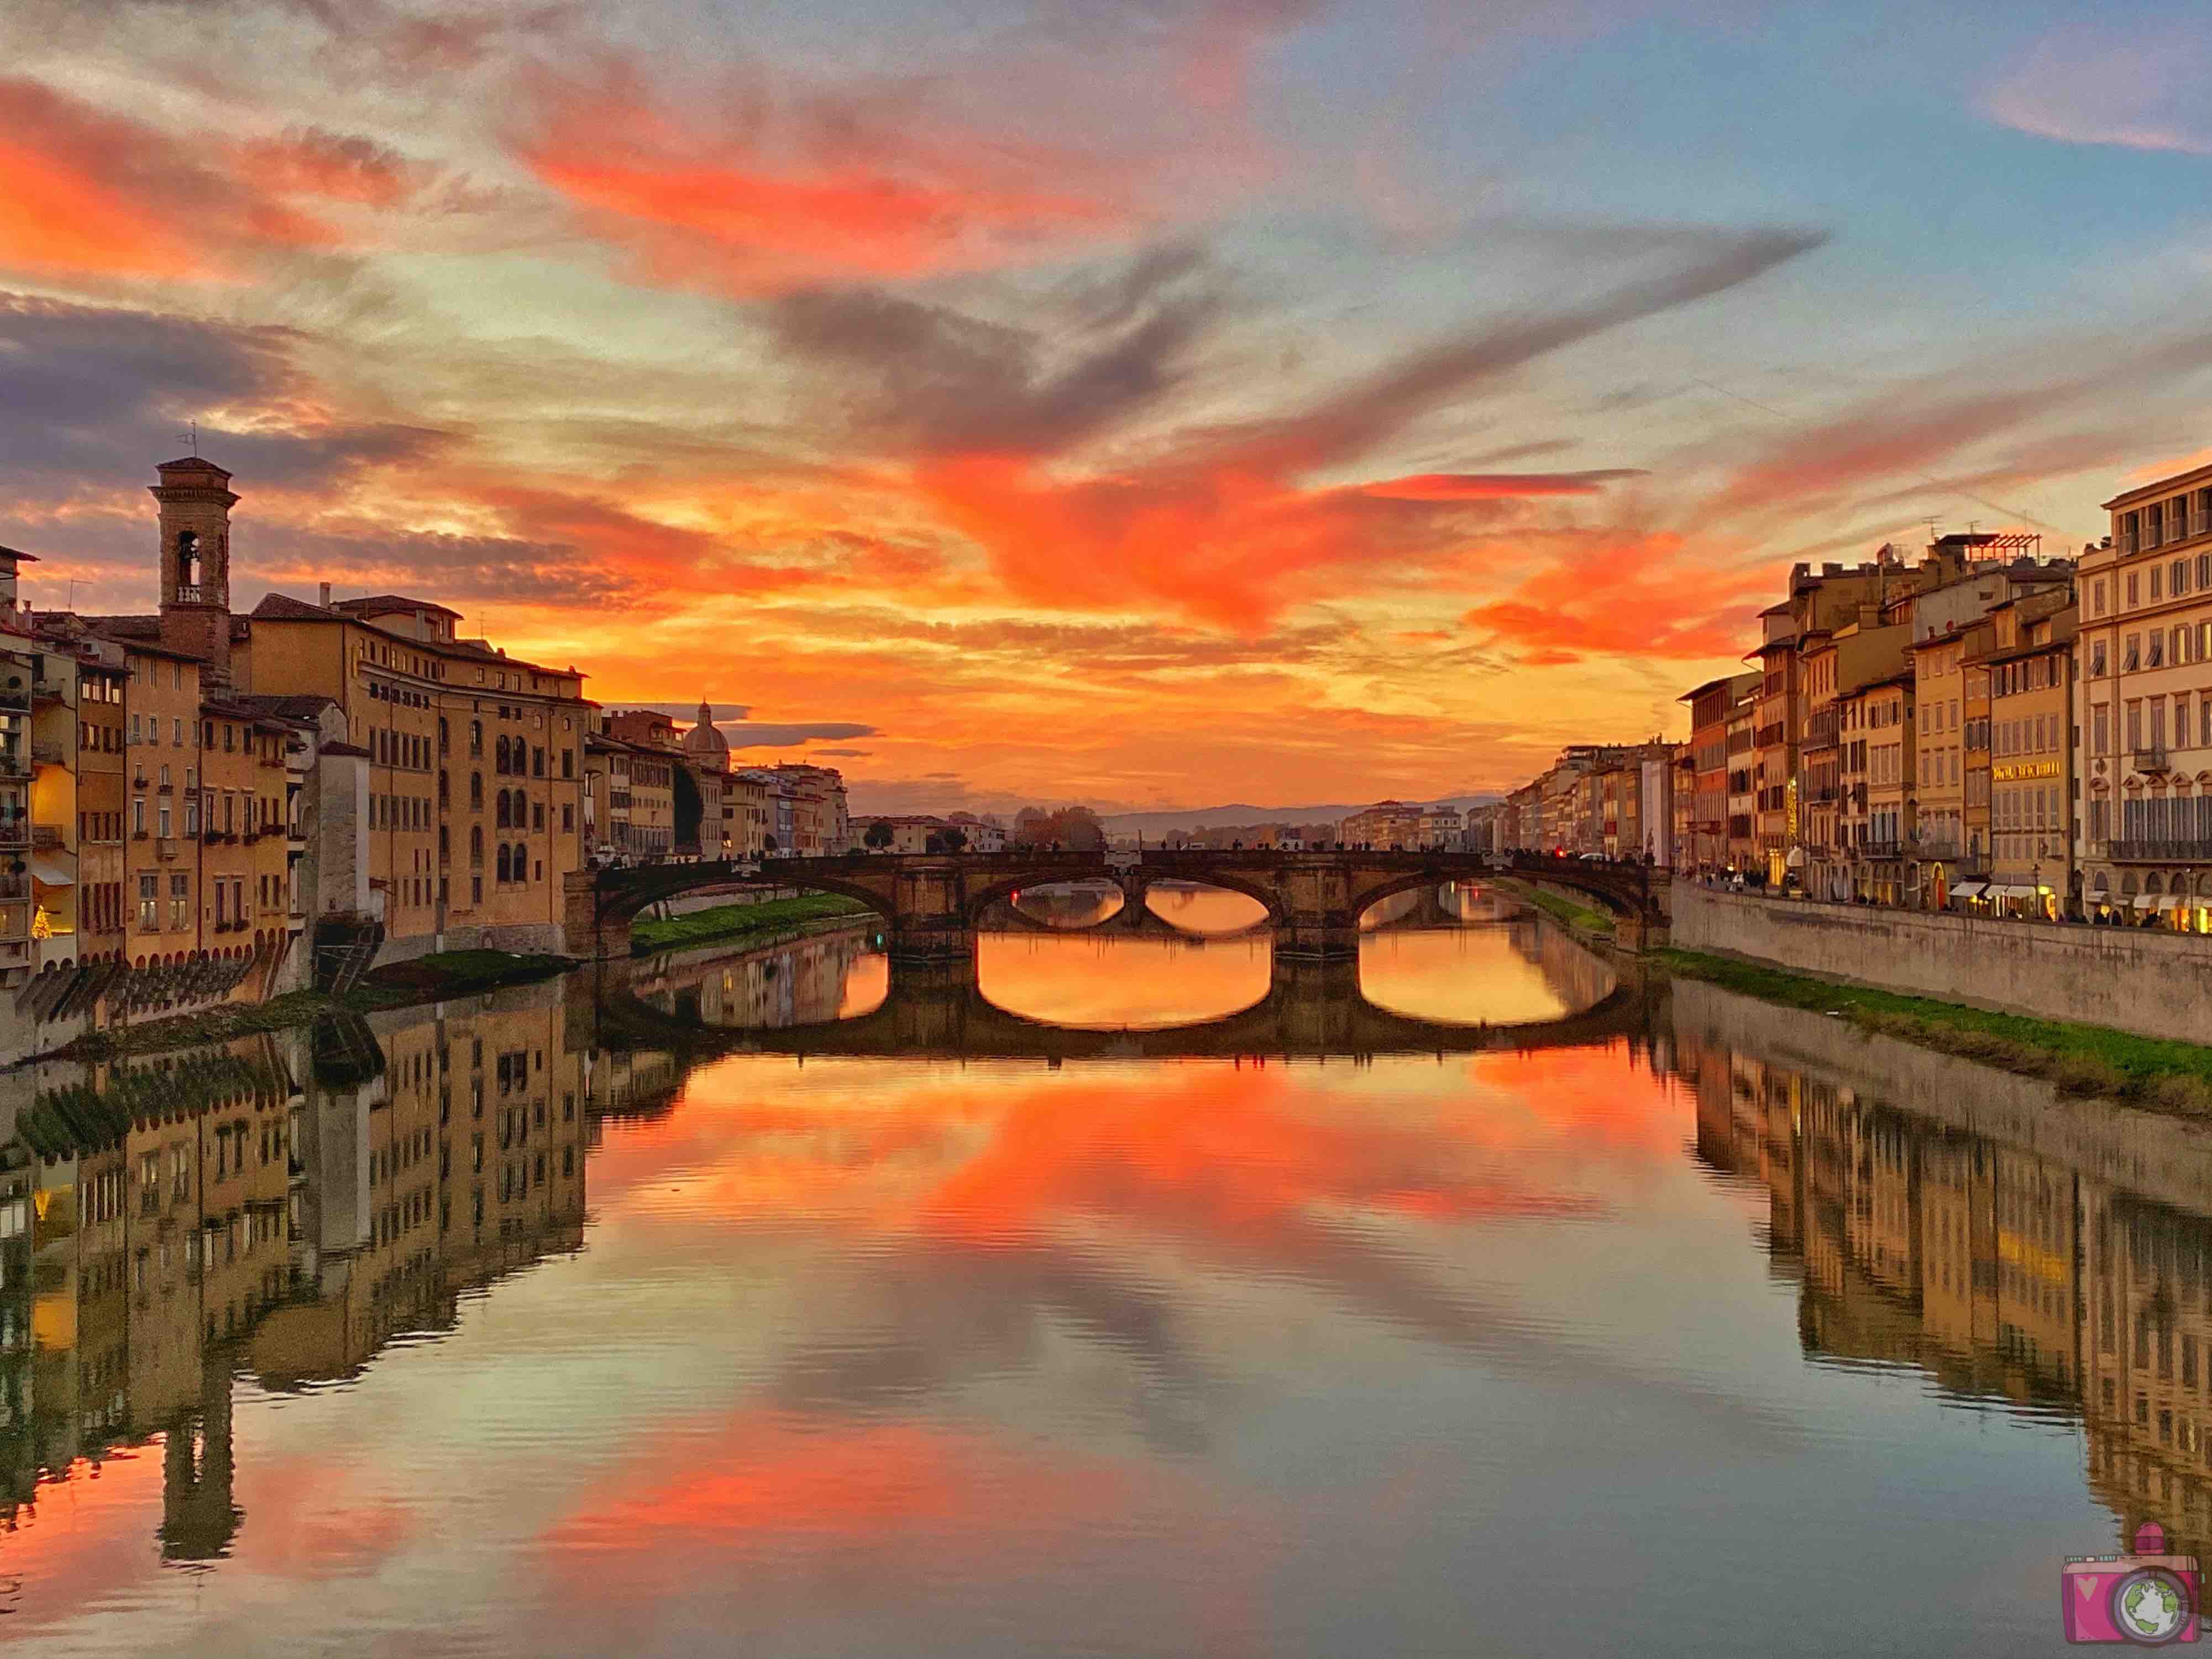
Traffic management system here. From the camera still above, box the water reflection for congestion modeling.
[1006,880,1125,930]
[631,926,888,1030]
[975,931,1272,1030]
[12,924,2212,1655]
[1357,915,1616,1027]
[1143,880,1267,936]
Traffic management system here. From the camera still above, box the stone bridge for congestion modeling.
[564,848,1669,962]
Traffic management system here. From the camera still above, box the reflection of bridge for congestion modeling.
[584,946,1655,1063]
[567,849,1667,962]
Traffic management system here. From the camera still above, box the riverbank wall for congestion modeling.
[1669,977,2212,1214]
[1671,885,2212,1042]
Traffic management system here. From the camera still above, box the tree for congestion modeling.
[939,825,968,853]
[863,819,895,851]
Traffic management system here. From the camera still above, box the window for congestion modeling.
[2093,640,2108,677]
[2130,573,2141,606]
[170,873,189,928]
[2177,559,2191,597]
[138,872,158,928]
[2095,579,2108,616]
[2094,704,2110,757]
[470,772,483,809]
[2155,564,2167,600]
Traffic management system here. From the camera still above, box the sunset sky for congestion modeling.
[3,0,2209,813]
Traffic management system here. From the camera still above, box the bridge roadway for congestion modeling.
[581,949,1660,1066]
[567,849,1668,962]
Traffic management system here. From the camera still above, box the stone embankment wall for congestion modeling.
[1670,979,2212,1216]
[1672,885,2212,1042]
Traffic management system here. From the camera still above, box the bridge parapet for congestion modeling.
[565,847,1671,962]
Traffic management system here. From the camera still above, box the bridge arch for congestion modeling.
[1131,868,1285,928]
[1343,868,1497,927]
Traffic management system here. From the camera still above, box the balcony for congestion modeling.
[2132,746,2171,774]
[0,810,28,847]
[1863,840,1907,860]
[0,874,28,902]
[29,825,60,851]
[2120,531,2140,555]
[2111,839,2212,862]
[30,678,63,704]
[1806,786,1839,805]
[29,740,64,768]
[172,582,208,605]
[0,750,29,780]
[155,837,180,862]
[1805,708,1838,747]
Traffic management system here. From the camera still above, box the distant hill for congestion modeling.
[1098,795,1498,838]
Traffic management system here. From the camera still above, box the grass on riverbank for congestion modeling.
[54,950,578,1062]
[1498,878,1616,938]
[360,949,574,1004]
[1659,947,2212,1112]
[631,894,874,954]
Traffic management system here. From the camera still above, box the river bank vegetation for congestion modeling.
[1659,947,2212,1112]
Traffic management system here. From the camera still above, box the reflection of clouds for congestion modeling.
[976,932,1270,1028]
[534,1416,1283,1656]
[600,1054,1805,1462]
[1355,922,1587,1027]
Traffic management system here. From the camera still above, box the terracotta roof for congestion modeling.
[0,546,40,564]
[228,692,337,722]
[332,594,462,621]
[250,592,343,622]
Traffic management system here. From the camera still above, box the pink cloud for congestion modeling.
[1982,33,2212,155]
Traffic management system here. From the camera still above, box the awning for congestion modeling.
[1984,884,2026,900]
[1784,847,1806,868]
[30,854,74,887]
[1949,881,1987,899]
[2135,894,2162,910]
[2158,895,2184,913]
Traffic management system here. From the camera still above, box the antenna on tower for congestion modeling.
[175,421,200,458]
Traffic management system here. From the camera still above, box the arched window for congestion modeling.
[470,825,483,864]
[469,720,483,757]
[438,716,449,754]
[511,844,527,884]
[495,791,510,828]
[470,772,483,809]
[496,844,511,883]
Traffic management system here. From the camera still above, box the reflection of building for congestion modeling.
[0,988,590,1542]
[2079,1186,2212,1546]
[1673,1027,2082,1408]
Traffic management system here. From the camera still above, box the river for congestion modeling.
[0,885,2193,1656]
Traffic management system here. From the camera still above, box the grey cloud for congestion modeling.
[722,722,879,749]
[1195,225,1830,476]
[762,240,1228,459]
[0,295,455,497]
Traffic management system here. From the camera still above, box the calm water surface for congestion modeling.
[0,889,2194,1655]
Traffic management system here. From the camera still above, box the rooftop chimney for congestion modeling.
[318,581,332,608]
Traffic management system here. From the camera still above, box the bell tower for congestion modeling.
[150,455,237,684]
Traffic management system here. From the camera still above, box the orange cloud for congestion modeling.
[1461,529,1776,665]
[0,80,424,282]
[516,61,1139,294]
[1357,470,1644,501]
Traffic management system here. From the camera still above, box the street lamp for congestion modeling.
[2031,859,2042,922]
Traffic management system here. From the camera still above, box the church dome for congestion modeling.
[684,699,731,767]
